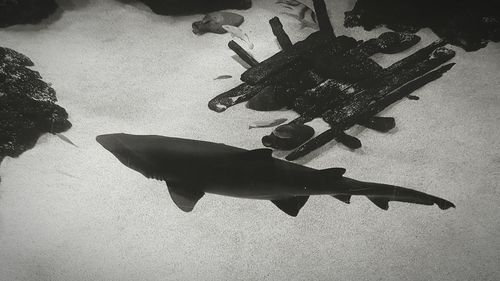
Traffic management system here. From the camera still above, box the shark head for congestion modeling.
[96,133,175,181]
[96,133,242,182]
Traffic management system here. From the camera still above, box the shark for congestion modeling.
[96,133,455,216]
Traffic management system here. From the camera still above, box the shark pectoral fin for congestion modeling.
[167,182,205,212]
[243,148,273,161]
[331,195,351,204]
[271,196,309,217]
[367,197,389,210]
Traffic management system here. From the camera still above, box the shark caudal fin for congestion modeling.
[338,178,455,210]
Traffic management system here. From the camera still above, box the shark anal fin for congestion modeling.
[167,182,205,212]
[243,148,274,161]
[368,197,389,210]
[331,194,351,204]
[317,168,346,178]
[271,196,309,217]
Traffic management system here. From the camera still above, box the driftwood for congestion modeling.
[208,0,456,160]
[312,0,335,35]
[228,40,258,67]
[269,17,293,50]
[290,40,447,124]
[286,62,455,160]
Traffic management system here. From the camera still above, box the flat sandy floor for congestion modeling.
[1,0,499,280]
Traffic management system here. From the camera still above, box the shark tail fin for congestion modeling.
[340,179,455,210]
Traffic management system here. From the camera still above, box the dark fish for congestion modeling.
[214,75,233,80]
[96,133,455,216]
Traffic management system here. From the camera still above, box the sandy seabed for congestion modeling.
[1,0,499,280]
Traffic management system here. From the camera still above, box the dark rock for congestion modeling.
[0,0,58,28]
[344,0,500,52]
[139,0,251,15]
[247,85,288,111]
[0,46,71,165]
[262,123,315,150]
[192,12,244,35]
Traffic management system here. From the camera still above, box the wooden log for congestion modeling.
[285,52,455,160]
[208,83,266,112]
[241,33,356,85]
[313,0,335,36]
[269,17,293,50]
[336,132,362,149]
[289,40,447,124]
[322,48,456,124]
[209,36,357,113]
[242,33,417,114]
[358,116,396,132]
[350,32,420,57]
[228,40,258,67]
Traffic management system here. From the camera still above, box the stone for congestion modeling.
[192,12,244,35]
[0,0,58,28]
[262,123,315,150]
[344,0,500,52]
[0,47,71,165]
[139,0,251,15]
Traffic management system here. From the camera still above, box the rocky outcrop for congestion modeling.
[139,0,251,15]
[0,0,58,28]
[0,47,71,165]
[344,0,500,52]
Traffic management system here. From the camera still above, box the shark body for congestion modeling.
[96,133,454,216]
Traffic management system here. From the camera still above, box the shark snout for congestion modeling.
[96,134,124,152]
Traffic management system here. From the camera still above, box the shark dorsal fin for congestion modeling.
[271,196,309,217]
[243,148,273,161]
[167,182,205,212]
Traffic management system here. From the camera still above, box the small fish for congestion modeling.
[249,118,288,129]
[214,75,233,80]
[222,25,254,49]
[276,0,318,29]
[55,133,78,147]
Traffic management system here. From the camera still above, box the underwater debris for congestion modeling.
[344,0,500,52]
[208,0,455,161]
[192,12,244,35]
[0,46,71,165]
[97,133,455,216]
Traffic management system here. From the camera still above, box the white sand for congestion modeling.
[1,0,499,280]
